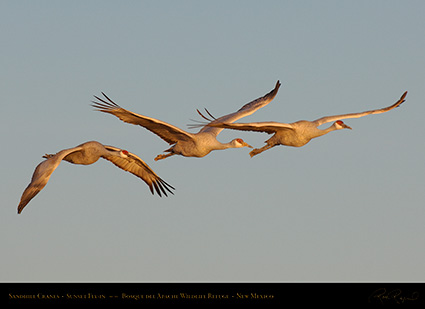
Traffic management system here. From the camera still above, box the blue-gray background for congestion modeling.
[2,1,424,282]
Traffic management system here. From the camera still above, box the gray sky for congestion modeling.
[2,1,424,282]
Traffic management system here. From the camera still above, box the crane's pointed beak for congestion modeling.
[243,142,253,148]
[344,124,352,130]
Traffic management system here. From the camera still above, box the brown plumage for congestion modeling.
[18,141,174,214]
[204,91,407,157]
[92,81,281,160]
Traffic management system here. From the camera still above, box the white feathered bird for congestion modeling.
[92,81,281,160]
[203,91,407,157]
[18,141,174,214]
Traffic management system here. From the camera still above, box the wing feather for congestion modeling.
[207,121,294,134]
[200,81,281,135]
[92,93,194,145]
[17,147,83,214]
[313,91,407,126]
[103,146,175,197]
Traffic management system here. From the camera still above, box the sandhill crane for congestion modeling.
[17,141,174,214]
[202,91,407,157]
[92,81,281,161]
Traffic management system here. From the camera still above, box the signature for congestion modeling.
[368,288,420,304]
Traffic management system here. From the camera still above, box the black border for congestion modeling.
[4,282,425,306]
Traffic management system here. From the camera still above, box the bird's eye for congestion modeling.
[236,138,243,143]
[336,120,343,125]
[122,150,129,155]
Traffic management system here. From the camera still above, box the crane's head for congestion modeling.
[232,138,253,148]
[334,120,352,130]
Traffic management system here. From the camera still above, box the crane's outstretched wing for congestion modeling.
[17,147,82,214]
[103,146,175,197]
[313,91,407,126]
[199,81,281,135]
[92,93,194,145]
[206,121,294,134]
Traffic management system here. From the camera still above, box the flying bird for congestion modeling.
[17,141,174,214]
[92,81,281,161]
[203,91,407,157]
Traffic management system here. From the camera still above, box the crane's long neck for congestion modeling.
[215,141,236,150]
[315,123,339,138]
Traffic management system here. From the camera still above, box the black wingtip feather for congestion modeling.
[152,181,163,197]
